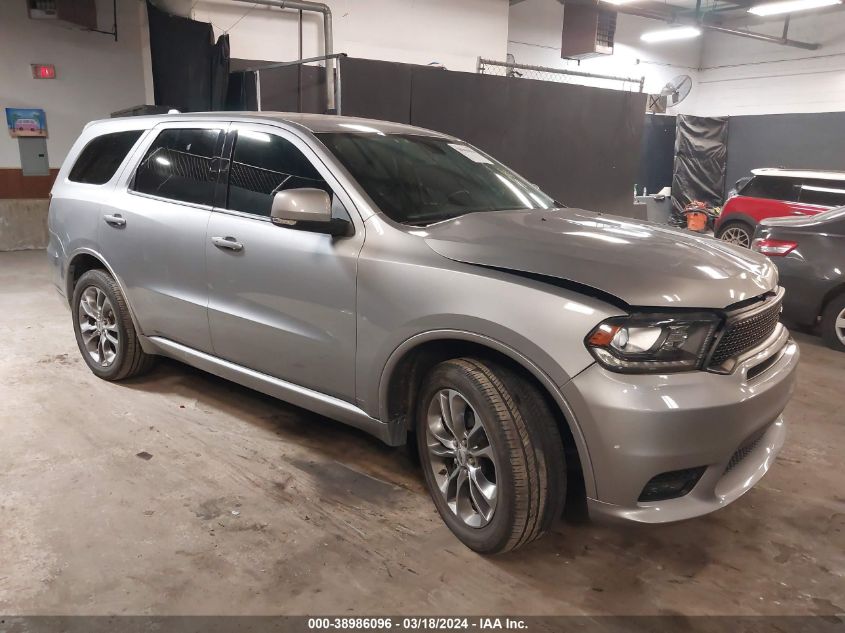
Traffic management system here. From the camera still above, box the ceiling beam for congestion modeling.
[611,4,820,49]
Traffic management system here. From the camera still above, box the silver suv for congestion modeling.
[48,113,799,553]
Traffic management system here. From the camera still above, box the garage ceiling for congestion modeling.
[514,0,843,49]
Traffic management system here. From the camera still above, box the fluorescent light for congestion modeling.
[641,26,702,42]
[748,0,840,16]
[601,0,639,5]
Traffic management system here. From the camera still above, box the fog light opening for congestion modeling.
[638,466,707,502]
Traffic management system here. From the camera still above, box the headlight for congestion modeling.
[585,313,720,373]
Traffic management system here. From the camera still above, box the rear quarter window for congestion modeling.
[799,179,845,208]
[741,176,800,202]
[68,130,143,185]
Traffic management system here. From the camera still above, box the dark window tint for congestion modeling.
[799,179,845,208]
[132,128,223,205]
[227,130,330,217]
[69,130,143,185]
[741,176,799,202]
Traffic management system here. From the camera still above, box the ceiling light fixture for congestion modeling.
[748,0,840,15]
[641,26,702,42]
[601,0,639,5]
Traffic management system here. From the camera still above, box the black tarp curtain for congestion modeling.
[671,115,729,212]
[146,1,230,112]
[228,57,646,216]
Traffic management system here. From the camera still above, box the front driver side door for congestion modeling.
[205,124,364,402]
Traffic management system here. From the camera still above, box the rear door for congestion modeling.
[99,121,227,353]
[205,123,363,401]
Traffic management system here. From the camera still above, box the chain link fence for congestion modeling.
[477,58,644,93]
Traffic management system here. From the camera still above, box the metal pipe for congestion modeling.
[477,58,644,88]
[612,6,819,50]
[700,23,818,50]
[233,0,336,111]
[239,53,345,73]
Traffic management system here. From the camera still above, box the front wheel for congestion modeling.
[717,221,754,248]
[416,358,566,554]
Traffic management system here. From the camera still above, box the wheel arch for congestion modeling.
[379,331,596,502]
[821,282,845,316]
[66,248,145,341]
[66,250,110,302]
[717,214,756,235]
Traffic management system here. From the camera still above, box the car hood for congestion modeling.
[422,208,777,309]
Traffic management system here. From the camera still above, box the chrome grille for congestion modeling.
[709,293,782,368]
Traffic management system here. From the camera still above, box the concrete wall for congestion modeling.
[507,0,701,105]
[691,10,845,116]
[0,0,149,251]
[507,0,845,117]
[0,0,149,170]
[0,200,49,251]
[156,0,510,74]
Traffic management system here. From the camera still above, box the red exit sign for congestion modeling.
[31,64,56,79]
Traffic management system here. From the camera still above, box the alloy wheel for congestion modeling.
[424,389,498,528]
[720,226,751,248]
[836,306,845,346]
[77,286,119,367]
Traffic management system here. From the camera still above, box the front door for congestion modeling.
[100,122,227,353]
[205,124,363,402]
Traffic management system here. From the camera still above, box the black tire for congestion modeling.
[820,293,845,352]
[716,221,754,248]
[71,269,156,381]
[415,358,566,554]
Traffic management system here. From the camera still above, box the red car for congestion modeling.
[716,168,845,247]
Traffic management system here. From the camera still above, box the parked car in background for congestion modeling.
[716,168,845,247]
[49,113,799,553]
[726,175,752,201]
[753,207,845,352]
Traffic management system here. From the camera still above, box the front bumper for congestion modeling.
[563,324,799,523]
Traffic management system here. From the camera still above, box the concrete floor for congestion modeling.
[1,249,843,616]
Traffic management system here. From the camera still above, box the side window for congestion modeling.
[69,130,143,185]
[742,176,799,202]
[227,129,331,217]
[131,128,223,206]
[799,179,845,208]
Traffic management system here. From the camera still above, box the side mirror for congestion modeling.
[270,188,351,237]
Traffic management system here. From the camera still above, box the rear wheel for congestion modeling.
[717,221,754,248]
[416,358,565,554]
[821,293,845,352]
[72,269,156,380]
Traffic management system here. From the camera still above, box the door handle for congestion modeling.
[211,236,244,252]
[103,214,126,228]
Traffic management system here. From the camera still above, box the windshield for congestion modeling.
[316,132,557,225]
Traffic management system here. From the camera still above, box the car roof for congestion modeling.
[92,111,452,139]
[751,168,845,181]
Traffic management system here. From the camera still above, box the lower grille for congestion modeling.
[725,428,767,473]
[709,292,782,369]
